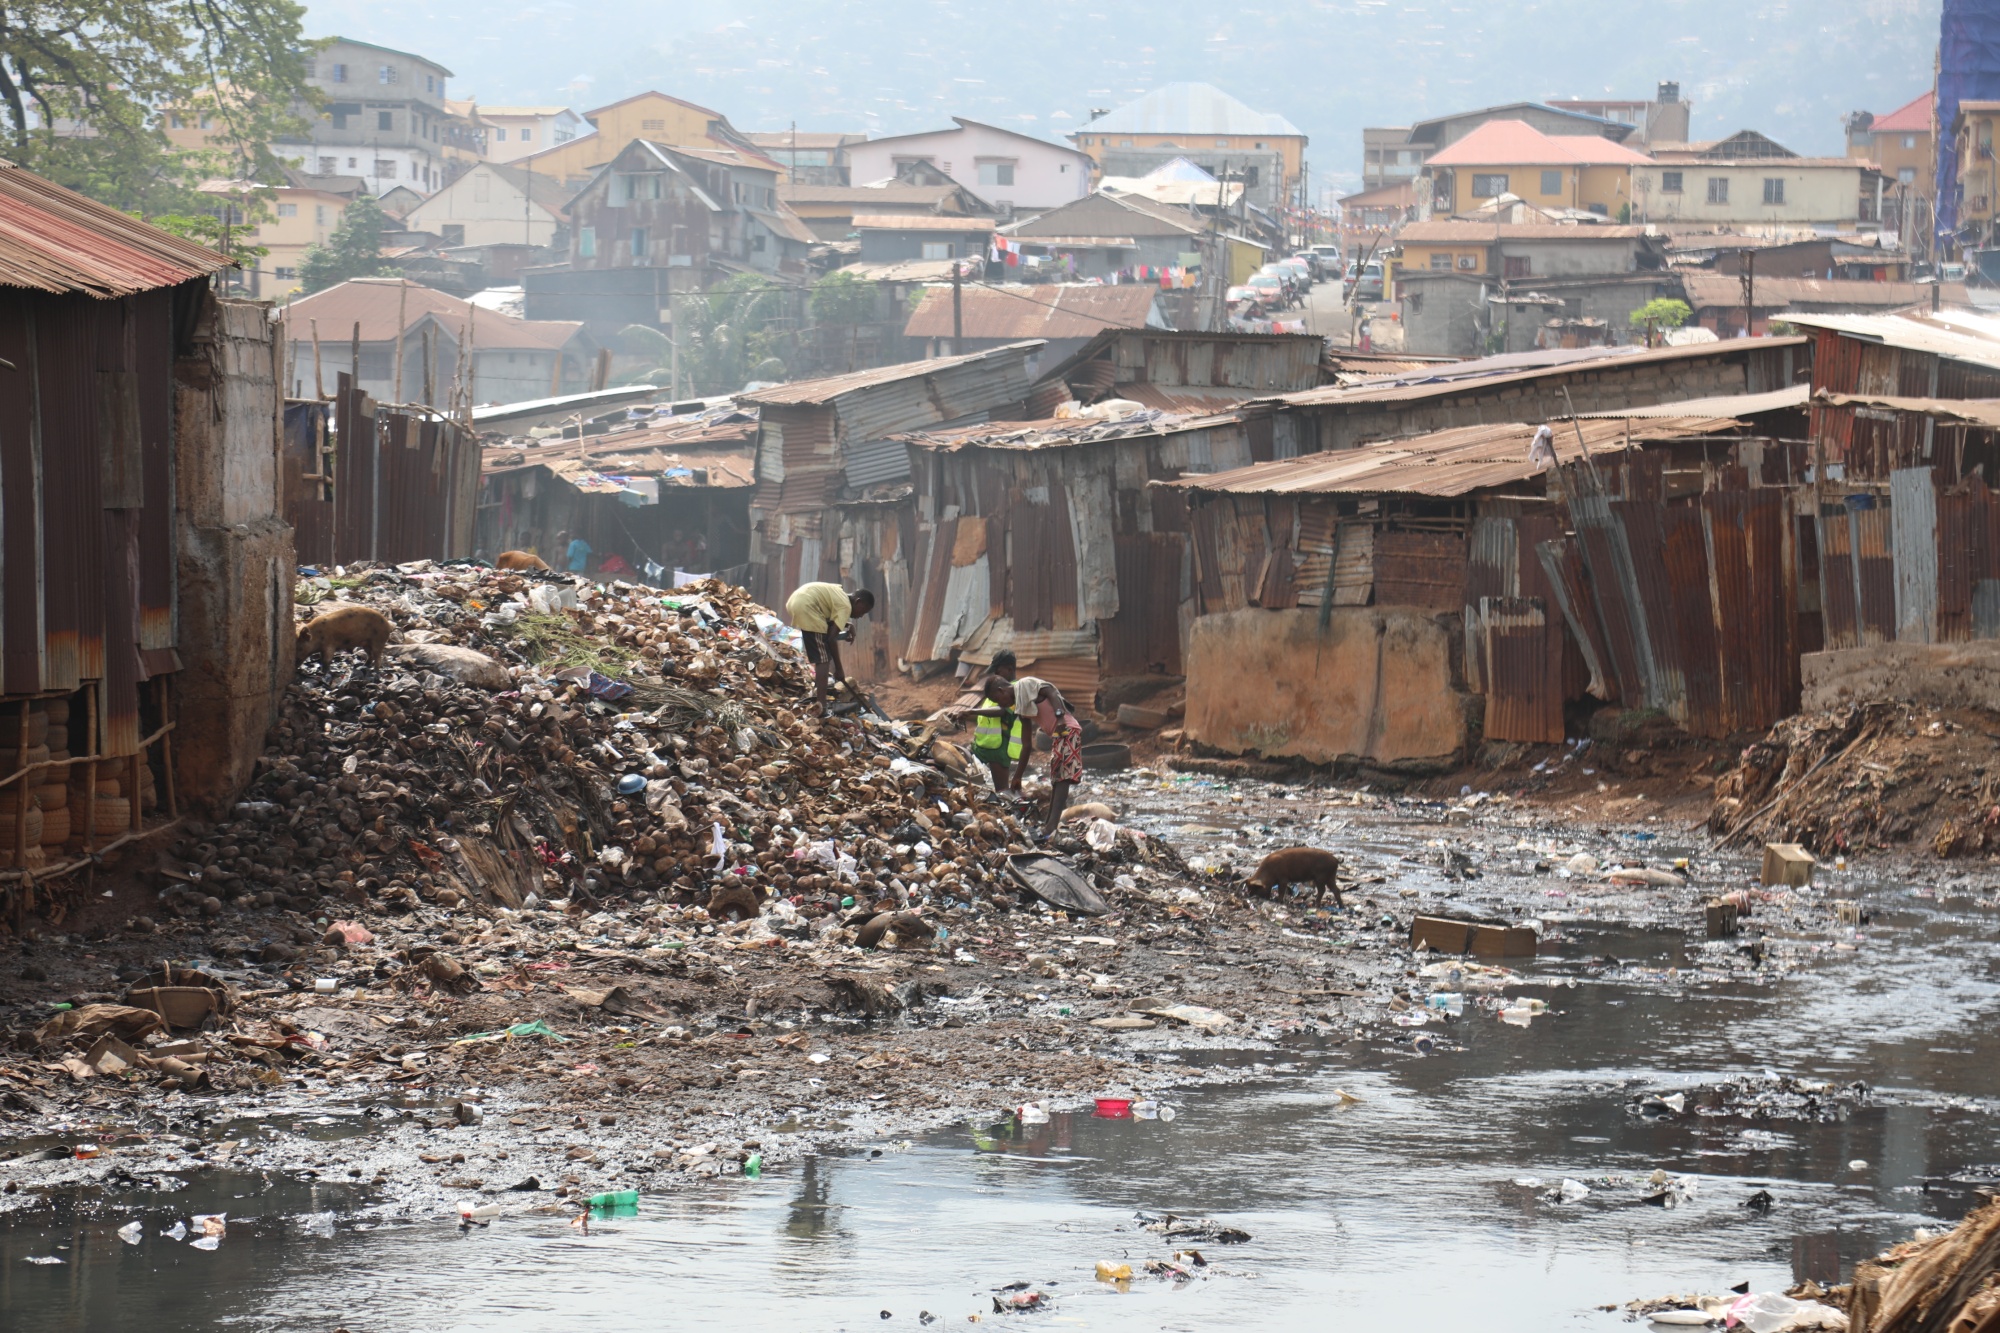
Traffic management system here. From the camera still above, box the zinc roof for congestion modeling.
[0,158,233,297]
[1082,82,1303,138]
[283,277,585,350]
[1164,416,1736,497]
[904,284,1158,341]
[737,340,1045,406]
[1782,311,2000,373]
[850,213,996,231]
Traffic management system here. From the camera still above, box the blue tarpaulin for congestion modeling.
[1938,0,2000,244]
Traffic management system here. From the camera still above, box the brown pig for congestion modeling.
[296,604,392,668]
[1244,846,1344,907]
[494,550,551,572]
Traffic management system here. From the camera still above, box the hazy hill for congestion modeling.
[309,0,1940,191]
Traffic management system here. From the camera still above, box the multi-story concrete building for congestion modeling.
[270,38,480,196]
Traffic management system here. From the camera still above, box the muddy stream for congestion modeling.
[4,777,1997,1330]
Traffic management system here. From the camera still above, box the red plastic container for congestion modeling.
[1093,1097,1133,1118]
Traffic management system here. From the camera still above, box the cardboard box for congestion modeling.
[1468,923,1539,958]
[1705,899,1739,937]
[1410,915,1471,953]
[1762,843,1816,887]
[1411,915,1537,958]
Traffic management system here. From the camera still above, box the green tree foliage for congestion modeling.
[148,202,271,288]
[1628,298,1692,331]
[0,0,318,215]
[297,195,393,293]
[809,269,875,326]
[619,274,795,395]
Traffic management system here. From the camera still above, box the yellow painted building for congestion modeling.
[1955,100,2000,237]
[1422,119,1651,218]
[200,180,352,300]
[512,90,776,188]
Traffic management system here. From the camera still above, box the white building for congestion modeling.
[479,106,586,164]
[846,118,1092,215]
[269,38,477,196]
[403,160,569,248]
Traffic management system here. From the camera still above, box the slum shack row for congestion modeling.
[729,327,1812,767]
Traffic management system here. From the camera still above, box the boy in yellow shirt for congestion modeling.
[784,582,876,713]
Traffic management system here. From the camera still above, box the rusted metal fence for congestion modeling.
[282,376,479,568]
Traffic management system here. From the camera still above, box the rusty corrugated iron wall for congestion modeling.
[281,380,478,567]
[0,283,183,755]
[1548,459,1799,738]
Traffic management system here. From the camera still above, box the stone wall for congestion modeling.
[174,295,295,814]
[1184,607,1473,769]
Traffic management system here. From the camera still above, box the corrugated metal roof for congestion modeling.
[482,411,757,483]
[900,407,1242,453]
[1579,384,1809,419]
[1165,416,1736,497]
[905,284,1159,341]
[285,278,585,349]
[851,213,996,232]
[1814,391,2000,426]
[0,159,233,297]
[1784,311,2000,373]
[1269,336,1810,408]
[739,341,1045,406]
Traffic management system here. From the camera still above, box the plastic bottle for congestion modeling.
[458,1201,500,1223]
[1426,992,1465,1014]
[586,1189,638,1209]
[742,1154,763,1180]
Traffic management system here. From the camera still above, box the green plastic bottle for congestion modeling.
[742,1153,763,1179]
[586,1189,638,1208]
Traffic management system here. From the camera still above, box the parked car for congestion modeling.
[1349,259,1384,303]
[1246,271,1291,308]
[1309,244,1345,278]
[1277,256,1314,289]
[1257,263,1303,304]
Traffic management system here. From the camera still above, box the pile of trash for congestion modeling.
[1711,703,2000,858]
[13,563,1215,1105]
[1626,1075,1871,1125]
[1837,1197,2000,1333]
[200,565,1028,923]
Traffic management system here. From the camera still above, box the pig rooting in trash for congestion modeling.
[494,550,551,572]
[1244,846,1344,907]
[297,605,393,668]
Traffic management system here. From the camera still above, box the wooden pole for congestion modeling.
[351,321,361,395]
[311,318,324,400]
[392,280,409,403]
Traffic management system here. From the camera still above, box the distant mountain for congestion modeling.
[309,0,1940,191]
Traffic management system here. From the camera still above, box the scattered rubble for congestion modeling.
[1712,703,2000,858]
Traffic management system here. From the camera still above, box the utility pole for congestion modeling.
[951,258,963,354]
[1738,249,1755,338]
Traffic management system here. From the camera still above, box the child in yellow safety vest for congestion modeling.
[968,650,1027,792]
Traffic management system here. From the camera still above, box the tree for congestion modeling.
[617,274,797,395]
[149,202,271,290]
[1629,298,1691,331]
[809,269,876,327]
[0,0,317,215]
[297,195,393,293]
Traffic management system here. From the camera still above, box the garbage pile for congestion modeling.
[15,563,1212,1109]
[203,565,1033,924]
[1711,703,2000,858]
[1837,1196,2000,1332]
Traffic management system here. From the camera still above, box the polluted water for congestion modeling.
[3,788,1996,1333]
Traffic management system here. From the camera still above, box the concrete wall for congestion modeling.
[848,125,1090,212]
[174,295,295,815]
[1803,641,2000,712]
[1633,163,1868,227]
[1184,607,1472,768]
